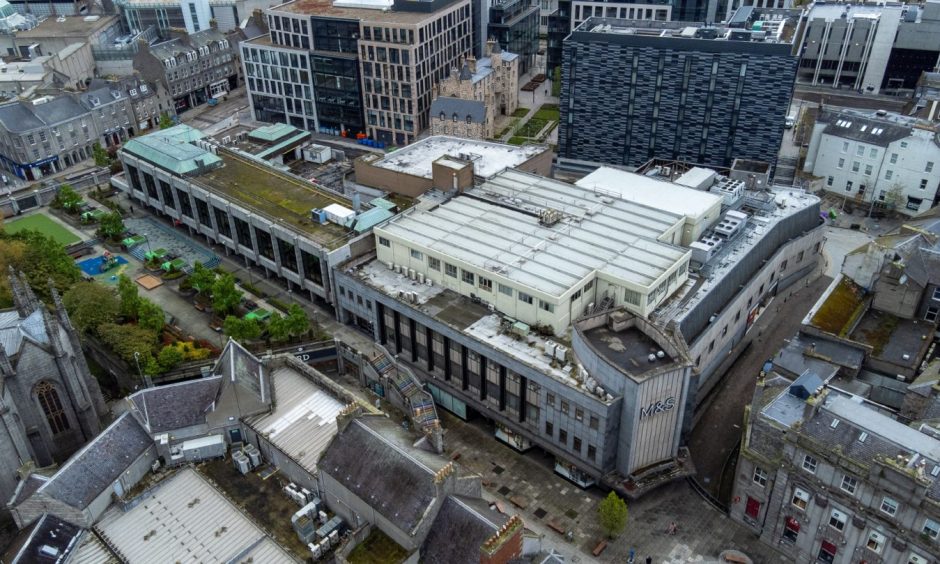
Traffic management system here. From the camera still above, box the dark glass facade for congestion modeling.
[488,0,540,74]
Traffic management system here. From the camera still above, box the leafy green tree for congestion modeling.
[267,312,290,342]
[62,282,120,336]
[598,491,628,539]
[96,322,157,364]
[285,303,310,337]
[0,230,82,308]
[137,298,165,333]
[158,113,175,129]
[211,273,243,316]
[92,142,110,167]
[97,211,125,240]
[188,262,217,295]
[54,184,83,213]
[117,274,141,319]
[157,344,185,372]
[223,315,261,342]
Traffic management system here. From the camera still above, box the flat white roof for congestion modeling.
[373,136,546,179]
[245,365,345,475]
[378,169,689,296]
[95,468,298,563]
[576,166,723,221]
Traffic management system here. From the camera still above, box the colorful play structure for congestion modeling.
[99,250,119,273]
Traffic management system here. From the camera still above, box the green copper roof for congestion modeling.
[249,123,300,143]
[122,124,222,175]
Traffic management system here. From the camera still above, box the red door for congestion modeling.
[745,497,761,519]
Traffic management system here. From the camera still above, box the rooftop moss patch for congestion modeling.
[810,276,865,334]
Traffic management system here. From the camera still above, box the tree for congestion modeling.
[598,491,628,539]
[267,312,290,342]
[157,344,185,372]
[137,298,165,333]
[96,322,157,365]
[211,273,243,316]
[285,303,310,338]
[92,142,110,167]
[62,282,120,336]
[54,184,82,213]
[188,262,216,295]
[0,230,81,308]
[223,315,261,342]
[97,211,125,240]
[158,113,175,130]
[884,182,905,210]
[117,274,141,319]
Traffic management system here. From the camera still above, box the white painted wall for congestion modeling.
[807,126,940,216]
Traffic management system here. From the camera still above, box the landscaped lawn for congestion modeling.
[511,107,530,118]
[3,213,80,246]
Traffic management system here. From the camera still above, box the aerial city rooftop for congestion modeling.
[1,0,940,562]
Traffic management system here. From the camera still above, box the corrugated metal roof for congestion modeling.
[69,531,119,564]
[95,468,298,563]
[245,366,344,475]
[378,168,689,296]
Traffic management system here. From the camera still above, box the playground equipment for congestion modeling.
[99,251,119,273]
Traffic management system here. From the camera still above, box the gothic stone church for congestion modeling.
[0,272,107,507]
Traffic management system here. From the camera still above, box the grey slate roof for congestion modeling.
[9,474,48,507]
[319,416,447,534]
[420,496,507,564]
[129,376,221,433]
[0,309,48,356]
[818,108,913,147]
[149,28,226,60]
[38,413,152,508]
[431,97,486,124]
[10,513,82,564]
[0,93,88,133]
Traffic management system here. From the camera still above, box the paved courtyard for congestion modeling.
[124,217,217,268]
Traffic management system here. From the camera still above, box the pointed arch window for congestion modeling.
[35,381,70,434]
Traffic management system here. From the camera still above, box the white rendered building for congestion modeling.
[804,108,940,215]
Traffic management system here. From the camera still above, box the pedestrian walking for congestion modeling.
[646,556,653,564]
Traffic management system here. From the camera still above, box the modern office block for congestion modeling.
[559,9,798,169]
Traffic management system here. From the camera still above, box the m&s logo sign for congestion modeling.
[639,396,676,419]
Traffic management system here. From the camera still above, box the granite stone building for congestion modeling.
[241,0,473,145]
[731,372,940,564]
[558,9,799,170]
[133,27,241,113]
[0,81,137,180]
[0,273,107,514]
[430,40,519,140]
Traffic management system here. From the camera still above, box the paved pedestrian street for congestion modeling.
[441,411,788,563]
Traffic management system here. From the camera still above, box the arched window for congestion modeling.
[452,113,458,123]
[439,111,445,121]
[466,115,472,124]
[35,381,70,434]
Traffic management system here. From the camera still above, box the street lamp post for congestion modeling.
[133,351,153,388]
